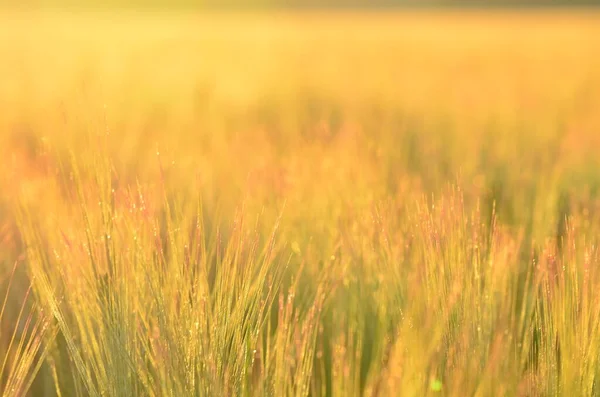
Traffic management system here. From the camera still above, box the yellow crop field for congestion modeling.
[1,10,600,396]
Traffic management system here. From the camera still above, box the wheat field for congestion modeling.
[1,10,600,396]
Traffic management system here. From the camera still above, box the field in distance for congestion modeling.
[1,10,600,396]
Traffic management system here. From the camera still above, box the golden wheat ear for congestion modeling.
[0,260,54,397]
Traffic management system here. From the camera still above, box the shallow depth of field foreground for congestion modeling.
[1,10,600,396]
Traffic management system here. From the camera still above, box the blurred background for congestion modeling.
[5,0,600,8]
